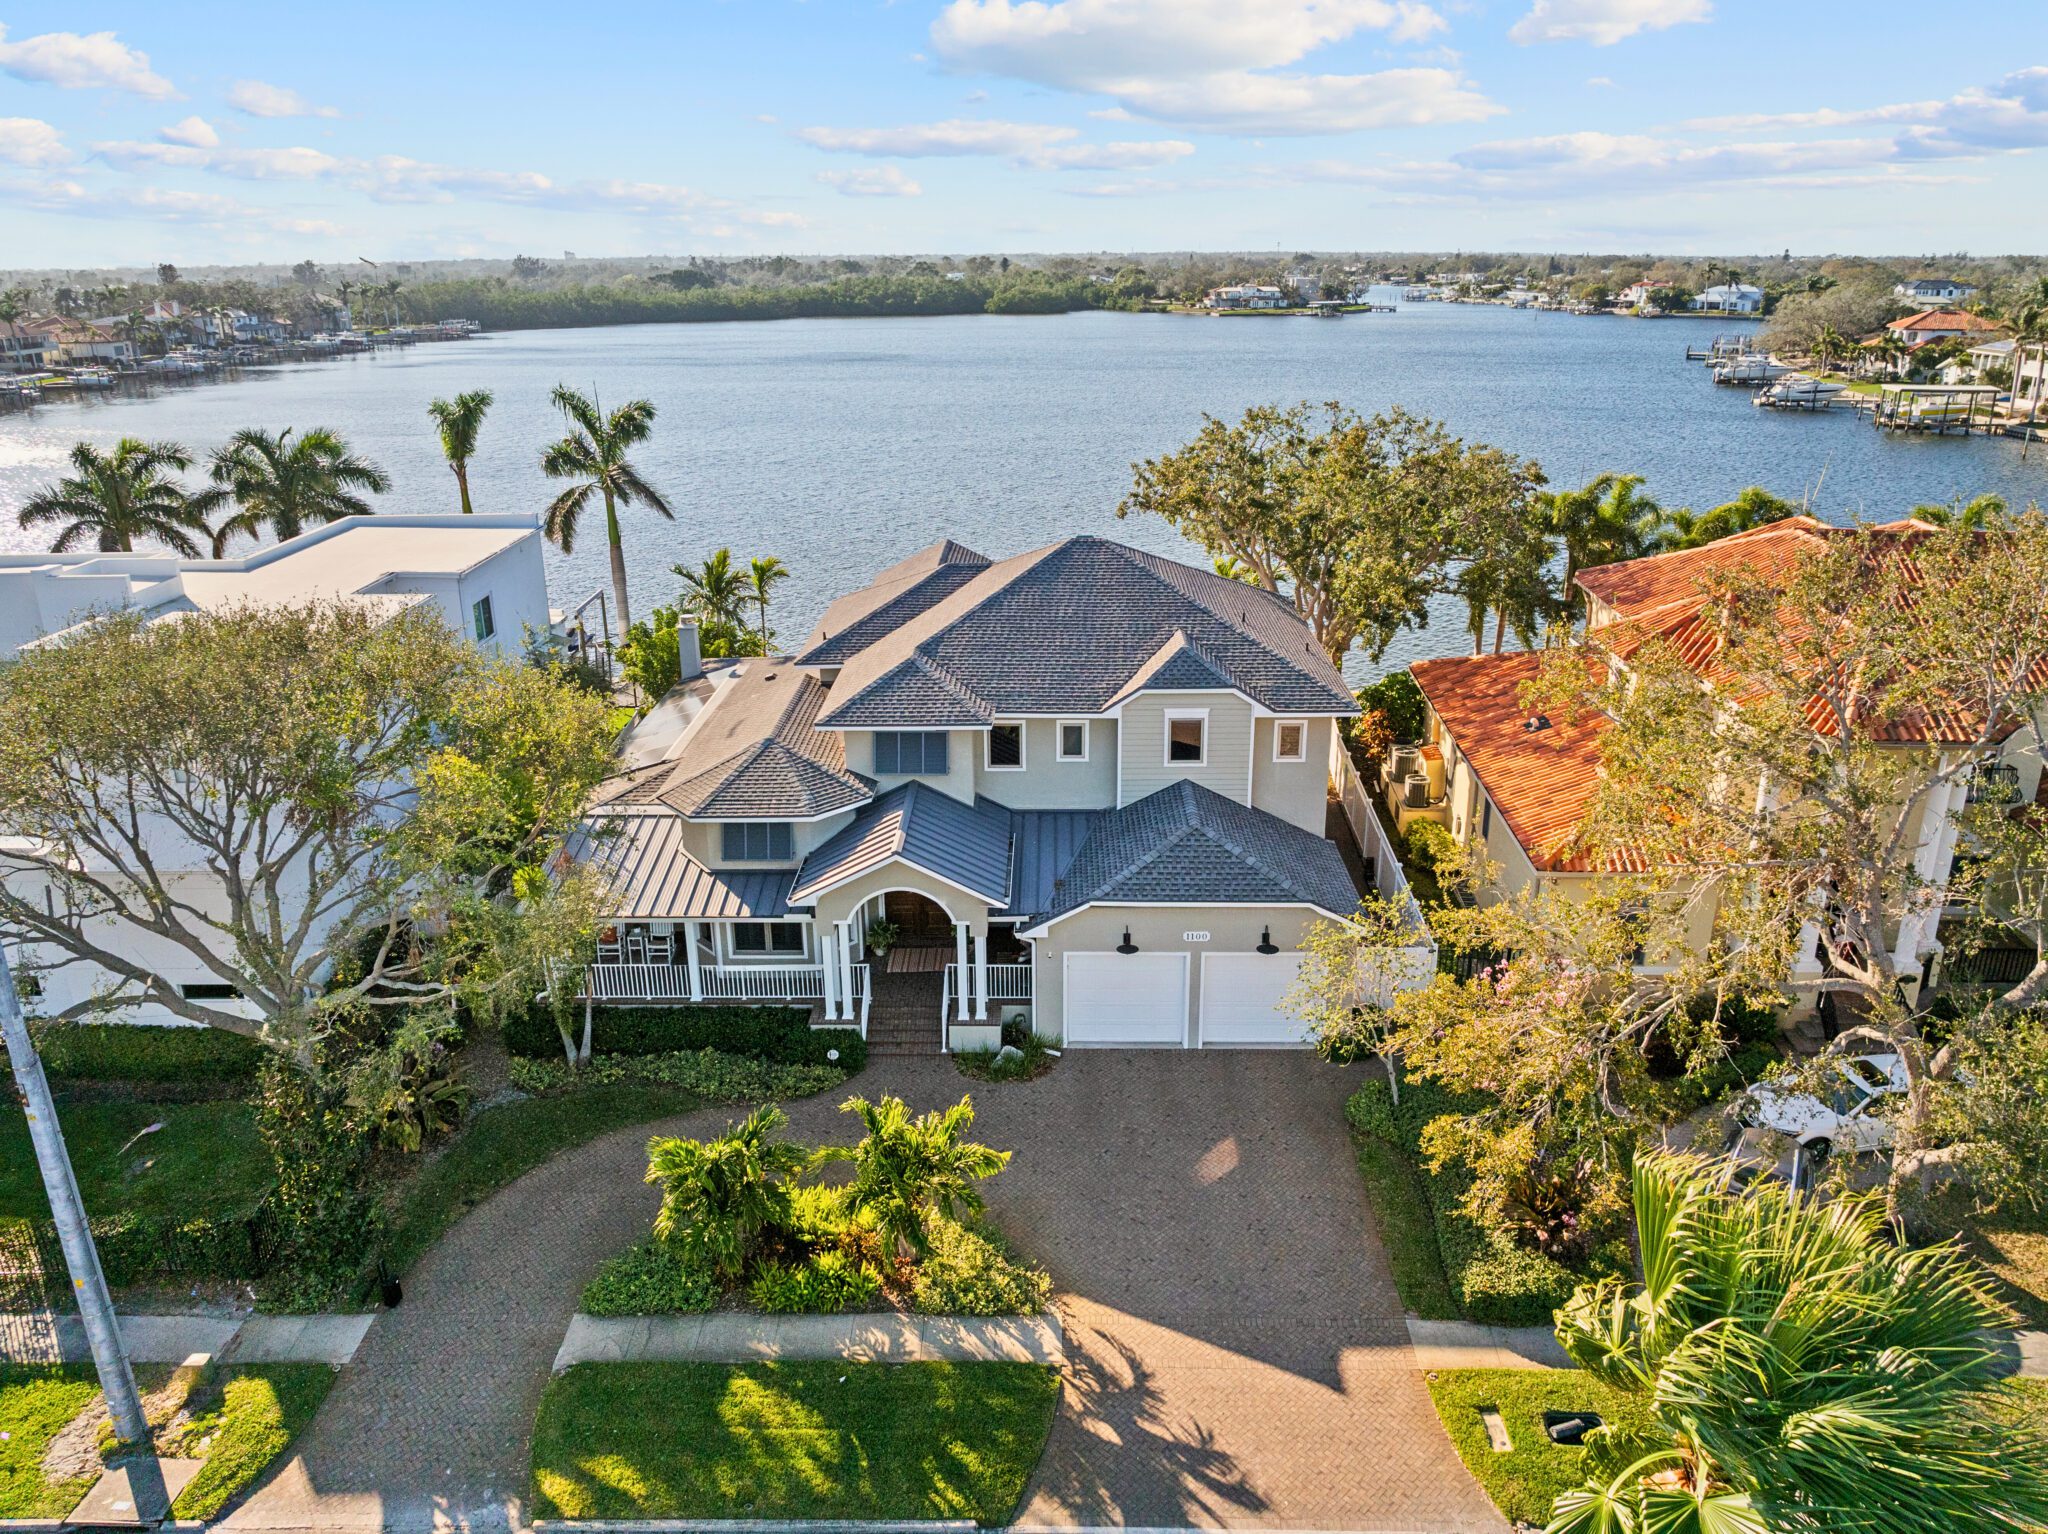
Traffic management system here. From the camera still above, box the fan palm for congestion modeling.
[745,555,789,651]
[674,548,749,630]
[826,1093,1010,1259]
[1545,1151,2048,1534]
[1911,493,2006,530]
[16,438,214,556]
[1543,473,1667,605]
[645,1104,810,1284]
[1657,485,1801,551]
[540,384,673,638]
[205,427,390,555]
[426,389,493,514]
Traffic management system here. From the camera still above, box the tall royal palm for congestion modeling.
[541,385,673,638]
[205,427,391,555]
[1545,1152,2048,1534]
[427,389,493,514]
[17,439,213,556]
[746,555,789,652]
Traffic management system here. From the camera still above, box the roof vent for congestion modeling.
[763,671,778,681]
[1523,713,1551,733]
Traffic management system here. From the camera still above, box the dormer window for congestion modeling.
[986,721,1024,770]
[722,822,794,861]
[873,731,949,775]
[1165,711,1207,765]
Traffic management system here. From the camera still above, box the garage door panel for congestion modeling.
[1064,952,1188,1046]
[1200,953,1312,1047]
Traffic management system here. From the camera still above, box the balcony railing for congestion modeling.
[1966,763,2021,805]
[585,961,869,1014]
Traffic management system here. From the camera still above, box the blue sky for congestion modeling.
[3,0,2045,265]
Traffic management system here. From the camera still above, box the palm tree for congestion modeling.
[744,555,789,652]
[1911,493,2006,530]
[826,1093,1010,1259]
[645,1105,810,1284]
[2004,278,2048,426]
[674,548,749,629]
[205,427,390,554]
[1546,1152,2048,1534]
[1658,485,1801,550]
[1867,328,1911,378]
[426,389,493,514]
[16,439,214,556]
[541,384,673,638]
[1811,320,1853,375]
[1543,473,1666,606]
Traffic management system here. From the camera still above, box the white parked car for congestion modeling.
[1737,1054,1908,1157]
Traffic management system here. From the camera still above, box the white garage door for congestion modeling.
[1200,953,1312,1046]
[1063,952,1189,1046]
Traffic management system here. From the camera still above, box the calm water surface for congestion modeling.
[5,299,2043,676]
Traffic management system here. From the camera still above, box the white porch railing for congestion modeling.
[985,963,1032,1000]
[584,961,869,1029]
[703,963,826,1001]
[940,961,1033,1047]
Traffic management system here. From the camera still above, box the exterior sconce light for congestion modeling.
[1256,926,1279,955]
[1116,926,1139,955]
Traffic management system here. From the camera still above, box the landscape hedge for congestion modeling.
[30,1023,263,1096]
[505,1003,866,1072]
[0,1207,270,1309]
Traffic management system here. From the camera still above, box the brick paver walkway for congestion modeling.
[223,1052,1503,1533]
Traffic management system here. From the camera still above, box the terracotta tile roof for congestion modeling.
[1573,516,1832,620]
[1409,652,1633,873]
[1885,308,2004,335]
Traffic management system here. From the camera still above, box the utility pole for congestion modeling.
[0,943,166,1520]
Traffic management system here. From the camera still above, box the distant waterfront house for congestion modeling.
[1894,278,1978,305]
[1617,281,1658,309]
[570,535,1428,1052]
[1885,308,2004,349]
[1689,282,1765,314]
[1203,284,1289,310]
[0,319,55,373]
[24,317,136,365]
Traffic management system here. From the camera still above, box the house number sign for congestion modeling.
[1183,930,1211,942]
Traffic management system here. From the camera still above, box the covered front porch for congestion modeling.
[586,917,872,1029]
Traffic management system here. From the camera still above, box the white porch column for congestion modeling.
[973,925,989,1021]
[1790,919,1823,981]
[820,925,840,1017]
[954,921,970,1020]
[837,920,856,1020]
[685,920,705,1001]
[1895,777,1964,972]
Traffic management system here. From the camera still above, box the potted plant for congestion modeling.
[864,919,900,957]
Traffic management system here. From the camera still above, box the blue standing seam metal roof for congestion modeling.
[788,780,1014,908]
[568,813,795,920]
[1017,780,1362,930]
[999,809,1102,920]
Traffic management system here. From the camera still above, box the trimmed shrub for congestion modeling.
[1455,1230,1581,1327]
[0,1207,270,1309]
[581,1240,719,1316]
[1344,1078,1399,1143]
[31,1023,262,1096]
[909,1219,1052,1317]
[747,1250,883,1313]
[504,1002,865,1072]
[508,1048,846,1101]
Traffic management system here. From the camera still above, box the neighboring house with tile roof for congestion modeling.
[1403,516,2043,997]
[1884,308,2004,348]
[571,535,1427,1051]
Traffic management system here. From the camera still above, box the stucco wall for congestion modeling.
[1117,691,1254,807]
[1029,903,1331,1047]
[972,718,1119,810]
[842,728,979,806]
[1248,716,1333,833]
[805,860,990,935]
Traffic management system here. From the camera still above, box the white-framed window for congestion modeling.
[986,720,1025,770]
[731,921,806,956]
[1057,719,1089,762]
[1164,709,1207,766]
[471,595,495,642]
[1273,719,1307,762]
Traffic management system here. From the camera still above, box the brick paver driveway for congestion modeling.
[224,1052,1503,1533]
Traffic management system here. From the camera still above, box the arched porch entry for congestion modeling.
[807,869,994,1045]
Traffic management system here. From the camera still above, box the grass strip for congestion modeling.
[1425,1367,1629,1527]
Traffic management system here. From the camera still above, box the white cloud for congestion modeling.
[226,80,340,119]
[0,117,71,167]
[798,117,1193,169]
[817,165,923,197]
[0,23,177,98]
[1586,75,1617,88]
[1065,176,1182,197]
[929,0,1494,135]
[1509,0,1710,46]
[159,115,221,148]
[1686,68,2048,155]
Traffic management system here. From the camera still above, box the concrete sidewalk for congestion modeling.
[0,1310,372,1367]
[552,1310,1065,1370]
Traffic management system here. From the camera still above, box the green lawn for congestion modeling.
[0,1362,332,1520]
[531,1361,1060,1526]
[1353,1132,1458,1319]
[0,1100,269,1222]
[382,1085,705,1275]
[1426,1368,1630,1528]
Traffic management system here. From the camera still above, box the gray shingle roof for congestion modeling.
[789,781,1013,908]
[568,813,795,920]
[594,661,869,820]
[813,536,1354,728]
[1018,781,1361,930]
[1107,630,1235,703]
[796,540,992,667]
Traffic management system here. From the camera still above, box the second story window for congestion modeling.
[986,721,1024,770]
[1166,711,1207,765]
[1058,720,1089,761]
[471,595,496,641]
[1274,720,1306,762]
[722,822,794,861]
[873,731,949,775]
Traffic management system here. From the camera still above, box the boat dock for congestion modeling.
[1870,383,2006,436]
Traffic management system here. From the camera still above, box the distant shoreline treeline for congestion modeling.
[394,272,1135,331]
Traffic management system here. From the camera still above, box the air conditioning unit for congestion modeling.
[1402,773,1431,809]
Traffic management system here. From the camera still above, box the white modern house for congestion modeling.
[1690,283,1765,314]
[571,536,1428,1054]
[1203,284,1289,310]
[0,514,558,1024]
[1894,278,1978,306]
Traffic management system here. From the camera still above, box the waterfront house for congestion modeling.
[1894,278,1978,305]
[1689,283,1765,315]
[1,515,558,1026]
[1203,284,1289,311]
[1617,281,1658,310]
[1884,308,2004,349]
[571,536,1422,1052]
[24,317,136,365]
[0,319,55,373]
[1402,517,2040,1001]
